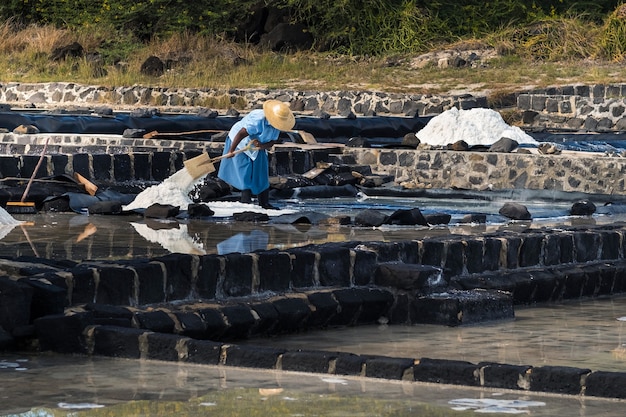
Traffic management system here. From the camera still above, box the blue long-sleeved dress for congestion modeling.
[217,109,279,195]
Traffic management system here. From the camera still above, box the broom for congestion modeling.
[6,137,49,214]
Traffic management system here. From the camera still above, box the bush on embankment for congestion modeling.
[0,1,626,94]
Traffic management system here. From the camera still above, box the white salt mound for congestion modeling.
[123,169,199,211]
[416,107,538,147]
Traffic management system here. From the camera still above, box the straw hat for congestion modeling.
[263,100,295,131]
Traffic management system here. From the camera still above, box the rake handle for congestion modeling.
[21,138,49,203]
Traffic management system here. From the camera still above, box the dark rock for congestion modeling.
[459,213,487,224]
[0,277,33,333]
[386,208,428,226]
[233,211,270,222]
[480,362,531,390]
[414,358,479,386]
[186,339,223,364]
[187,203,214,218]
[281,350,335,373]
[499,202,531,220]
[570,200,596,216]
[530,365,590,395]
[13,124,40,134]
[140,55,165,77]
[122,129,146,138]
[424,212,451,225]
[144,203,180,218]
[346,136,371,148]
[34,312,93,353]
[489,137,519,153]
[88,200,122,215]
[92,325,145,358]
[374,262,444,292]
[260,23,313,52]
[354,209,388,227]
[364,356,414,380]
[50,42,84,61]
[585,371,626,399]
[448,140,469,151]
[401,132,420,148]
[223,345,284,369]
[412,289,514,326]
[133,310,176,333]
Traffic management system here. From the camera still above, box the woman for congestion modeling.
[218,100,295,209]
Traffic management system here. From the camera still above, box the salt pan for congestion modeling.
[417,107,538,147]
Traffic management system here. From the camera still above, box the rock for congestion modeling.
[50,42,84,61]
[354,209,388,227]
[122,128,146,138]
[346,136,371,148]
[140,55,165,77]
[13,124,40,134]
[448,140,469,151]
[88,200,122,215]
[499,202,531,220]
[187,203,215,218]
[233,211,270,222]
[459,213,487,224]
[489,137,519,153]
[402,132,420,148]
[570,200,596,216]
[538,143,561,155]
[144,203,180,219]
[424,212,452,225]
[386,208,429,226]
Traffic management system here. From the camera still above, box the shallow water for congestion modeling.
[1,194,625,260]
[1,352,625,417]
[246,296,626,373]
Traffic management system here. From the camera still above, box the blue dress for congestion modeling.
[217,109,280,195]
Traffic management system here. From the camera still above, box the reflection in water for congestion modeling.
[1,353,624,417]
[216,230,269,254]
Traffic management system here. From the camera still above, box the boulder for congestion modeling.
[570,200,596,216]
[499,202,531,220]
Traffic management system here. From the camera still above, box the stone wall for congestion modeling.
[344,147,626,195]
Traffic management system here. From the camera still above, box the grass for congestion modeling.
[0,19,626,105]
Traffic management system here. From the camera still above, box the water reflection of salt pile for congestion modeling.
[131,222,206,255]
[0,206,22,239]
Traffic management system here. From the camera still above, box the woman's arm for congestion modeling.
[226,127,249,157]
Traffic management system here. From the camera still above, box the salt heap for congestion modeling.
[416,107,538,147]
[122,169,201,212]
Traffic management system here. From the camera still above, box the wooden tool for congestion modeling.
[143,129,224,139]
[6,137,50,214]
[184,143,256,179]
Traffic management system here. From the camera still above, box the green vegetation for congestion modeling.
[0,1,625,98]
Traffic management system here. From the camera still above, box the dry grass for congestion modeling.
[0,21,626,98]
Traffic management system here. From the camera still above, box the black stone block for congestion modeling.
[21,154,49,178]
[271,297,311,334]
[530,365,589,395]
[34,312,93,353]
[542,234,561,266]
[374,262,443,292]
[197,255,220,299]
[527,269,558,303]
[113,154,133,182]
[249,302,279,336]
[151,151,172,181]
[133,310,175,333]
[223,344,284,369]
[0,156,19,177]
[152,253,196,301]
[585,371,626,399]
[389,293,410,324]
[221,253,254,297]
[220,305,256,340]
[0,277,33,332]
[24,277,66,319]
[600,231,621,260]
[133,153,151,180]
[353,248,378,286]
[174,312,207,339]
[257,251,292,293]
[92,154,112,181]
[287,248,318,288]
[281,350,336,373]
[574,231,600,263]
[329,288,363,326]
[85,303,134,321]
[354,288,394,324]
[68,266,97,305]
[92,325,145,358]
[334,352,365,376]
[198,307,228,340]
[317,244,352,287]
[412,289,514,326]
[505,237,521,269]
[480,362,531,390]
[464,239,484,274]
[50,154,69,176]
[414,358,479,386]
[519,234,543,267]
[186,339,222,364]
[364,356,414,380]
[131,261,166,305]
[72,153,91,179]
[145,332,186,361]
[421,239,444,269]
[94,266,135,305]
[306,291,340,328]
[562,267,586,299]
[444,240,465,276]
